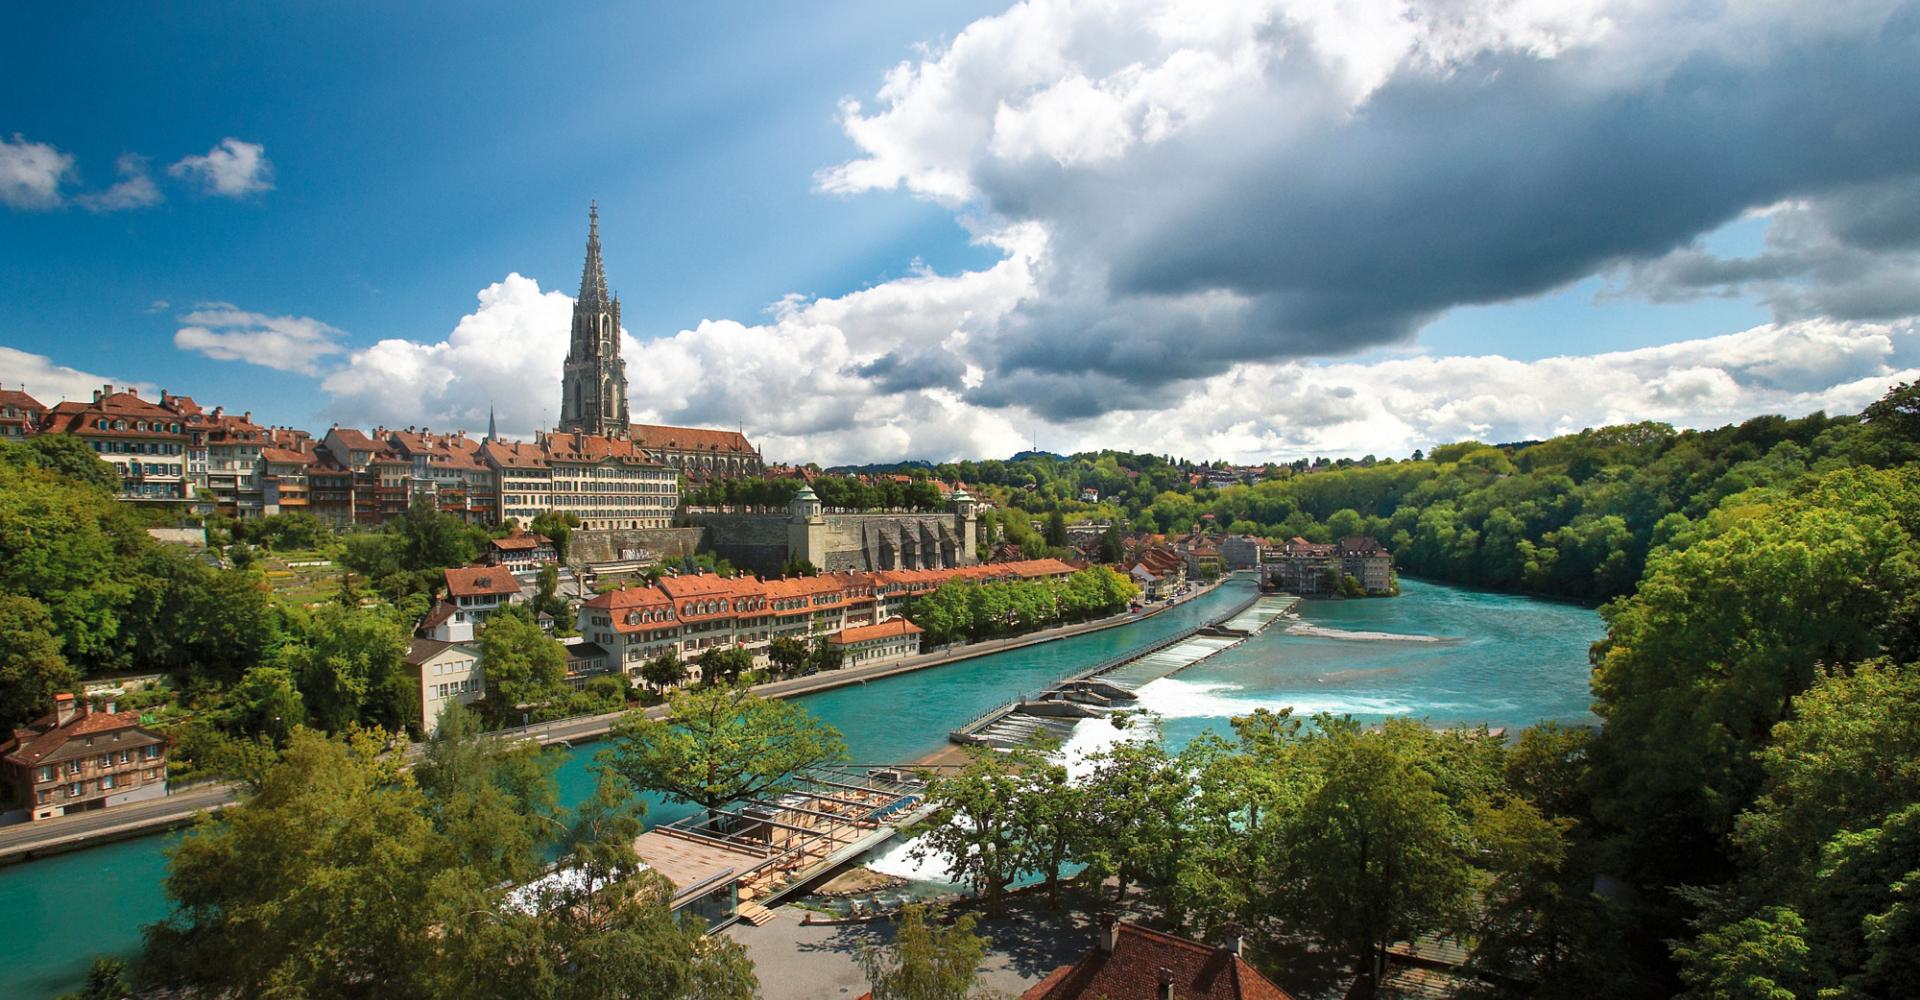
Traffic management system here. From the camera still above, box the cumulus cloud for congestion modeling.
[0,345,149,404]
[173,304,347,375]
[168,138,274,197]
[320,274,574,437]
[0,134,74,211]
[76,154,163,212]
[818,0,1920,413]
[313,263,1914,466]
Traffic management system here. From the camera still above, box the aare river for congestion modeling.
[2,577,1601,998]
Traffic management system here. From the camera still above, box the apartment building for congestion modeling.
[2,694,169,822]
[578,558,1078,681]
[0,388,46,438]
[40,386,192,502]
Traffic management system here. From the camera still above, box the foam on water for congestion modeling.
[1284,622,1445,642]
[1130,677,1466,719]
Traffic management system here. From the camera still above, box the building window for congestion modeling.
[101,774,116,790]
[68,782,83,797]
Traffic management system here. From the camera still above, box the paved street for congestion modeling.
[0,783,234,862]
[726,897,1096,999]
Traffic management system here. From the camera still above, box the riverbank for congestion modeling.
[0,574,1231,866]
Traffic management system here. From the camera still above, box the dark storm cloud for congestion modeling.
[958,5,1920,407]
[1625,174,1920,322]
[850,345,969,393]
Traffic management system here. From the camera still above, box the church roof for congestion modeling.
[628,423,758,455]
[578,201,611,305]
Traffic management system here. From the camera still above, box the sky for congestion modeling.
[4,0,1919,466]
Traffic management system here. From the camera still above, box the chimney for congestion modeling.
[1157,967,1175,1000]
[1097,912,1119,954]
[54,692,77,726]
[1221,922,1244,956]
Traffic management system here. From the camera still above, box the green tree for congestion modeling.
[477,608,568,727]
[0,594,78,731]
[1098,521,1126,563]
[1588,467,1920,893]
[1279,717,1481,990]
[697,646,753,688]
[911,749,1029,916]
[143,728,460,996]
[767,636,809,678]
[529,510,579,561]
[395,494,485,572]
[808,636,846,673]
[17,432,122,493]
[639,650,689,694]
[1045,507,1067,547]
[220,665,307,745]
[1701,660,1920,997]
[55,957,130,1000]
[602,684,846,821]
[281,604,415,732]
[533,564,569,623]
[1674,906,1815,1000]
[857,903,996,1000]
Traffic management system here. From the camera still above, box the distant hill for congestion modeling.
[822,459,936,475]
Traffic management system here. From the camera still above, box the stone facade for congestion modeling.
[557,203,630,440]
[785,485,980,573]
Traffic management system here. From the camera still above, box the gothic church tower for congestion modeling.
[558,202,630,439]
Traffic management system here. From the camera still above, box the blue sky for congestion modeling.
[2,2,998,415]
[4,1,1918,463]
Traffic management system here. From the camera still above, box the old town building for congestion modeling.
[41,386,192,501]
[3,694,170,822]
[628,423,763,481]
[540,431,676,530]
[577,558,1076,681]
[0,388,46,438]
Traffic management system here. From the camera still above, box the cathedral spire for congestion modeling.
[579,200,610,305]
[486,405,497,443]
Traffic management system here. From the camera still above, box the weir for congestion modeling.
[949,592,1300,749]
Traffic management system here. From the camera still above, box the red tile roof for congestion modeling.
[3,705,160,768]
[0,389,45,411]
[490,532,554,552]
[831,619,923,645]
[628,423,758,455]
[444,565,522,598]
[1022,922,1297,1000]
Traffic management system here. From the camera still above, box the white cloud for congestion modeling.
[0,134,74,211]
[319,273,574,437]
[814,0,1920,415]
[173,304,346,375]
[314,262,1913,466]
[76,154,163,212]
[0,345,149,405]
[168,138,274,197]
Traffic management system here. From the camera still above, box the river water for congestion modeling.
[2,577,1601,997]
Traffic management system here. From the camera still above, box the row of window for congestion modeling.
[93,418,184,433]
[37,745,160,782]
[93,440,184,455]
[37,768,161,803]
[431,679,482,699]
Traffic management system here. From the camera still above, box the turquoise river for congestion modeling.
[1,577,1602,998]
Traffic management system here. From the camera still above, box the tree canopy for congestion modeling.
[601,684,846,820]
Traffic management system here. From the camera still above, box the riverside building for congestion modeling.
[578,558,1078,680]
